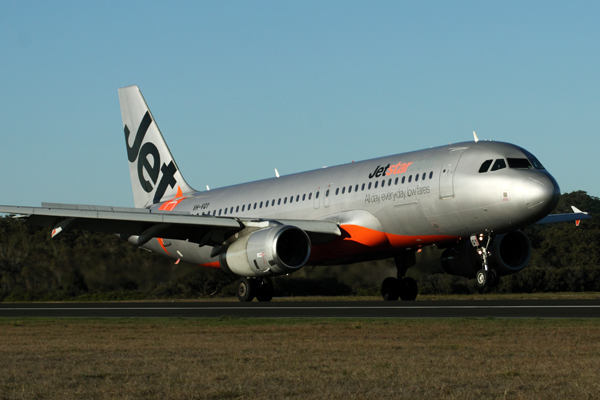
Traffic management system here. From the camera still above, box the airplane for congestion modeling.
[0,86,590,302]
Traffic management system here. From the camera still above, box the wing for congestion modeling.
[0,203,340,247]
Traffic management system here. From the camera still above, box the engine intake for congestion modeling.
[220,225,311,277]
[441,230,532,278]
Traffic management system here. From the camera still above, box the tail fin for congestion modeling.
[118,85,195,208]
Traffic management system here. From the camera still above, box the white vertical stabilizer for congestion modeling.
[118,85,195,208]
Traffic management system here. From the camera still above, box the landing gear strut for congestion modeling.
[381,251,418,301]
[472,234,500,288]
[236,277,274,302]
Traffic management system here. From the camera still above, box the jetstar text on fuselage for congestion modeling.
[368,161,412,179]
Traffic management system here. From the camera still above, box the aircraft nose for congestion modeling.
[521,173,560,214]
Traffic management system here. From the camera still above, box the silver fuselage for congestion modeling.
[143,140,559,267]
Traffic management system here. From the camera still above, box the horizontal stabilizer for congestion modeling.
[535,207,592,225]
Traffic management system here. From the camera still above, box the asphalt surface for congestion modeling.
[1,299,600,318]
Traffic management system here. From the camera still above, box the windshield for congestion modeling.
[521,149,546,169]
[507,158,533,169]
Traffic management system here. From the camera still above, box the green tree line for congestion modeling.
[0,191,598,301]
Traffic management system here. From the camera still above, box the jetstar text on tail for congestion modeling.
[125,111,178,204]
[368,161,413,179]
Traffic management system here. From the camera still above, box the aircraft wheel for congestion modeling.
[488,270,500,288]
[381,277,401,301]
[237,277,256,302]
[476,269,488,288]
[256,278,274,302]
[400,277,418,301]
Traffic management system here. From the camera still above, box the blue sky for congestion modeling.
[1,1,599,208]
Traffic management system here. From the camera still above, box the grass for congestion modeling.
[1,318,600,399]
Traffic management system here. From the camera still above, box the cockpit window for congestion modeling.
[490,159,507,171]
[521,149,545,169]
[507,158,533,169]
[479,159,493,173]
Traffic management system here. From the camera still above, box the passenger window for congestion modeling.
[402,176,406,184]
[265,201,268,208]
[361,183,365,191]
[242,205,245,212]
[230,207,234,213]
[236,206,239,213]
[381,180,385,187]
[302,194,306,201]
[374,181,378,188]
[309,193,312,200]
[326,190,330,197]
[316,191,320,198]
[290,196,293,203]
[429,171,433,179]
[479,159,493,173]
[491,159,507,171]
[213,210,216,216]
[408,175,412,183]
[336,188,339,195]
[422,173,426,180]
[348,186,352,193]
[296,195,300,202]
[224,208,227,215]
[254,203,257,209]
[368,182,372,189]
[388,179,392,186]
[394,177,398,185]
[219,209,222,216]
[284,197,287,204]
[272,199,275,206]
[342,187,346,194]
[259,201,263,208]
[355,184,359,191]
[415,174,419,182]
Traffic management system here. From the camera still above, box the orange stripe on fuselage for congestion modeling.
[199,262,221,269]
[194,226,457,269]
[309,224,457,262]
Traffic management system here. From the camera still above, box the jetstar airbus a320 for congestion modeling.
[0,86,590,302]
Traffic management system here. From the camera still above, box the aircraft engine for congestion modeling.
[219,225,311,277]
[441,230,532,278]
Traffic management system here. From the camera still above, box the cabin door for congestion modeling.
[439,149,465,198]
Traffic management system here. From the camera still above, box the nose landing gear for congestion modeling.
[472,234,500,288]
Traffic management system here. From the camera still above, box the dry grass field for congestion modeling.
[1,318,600,399]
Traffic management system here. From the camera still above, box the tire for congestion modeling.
[256,278,274,302]
[488,270,500,288]
[400,277,418,301]
[237,277,255,302]
[476,269,488,288]
[381,277,400,301]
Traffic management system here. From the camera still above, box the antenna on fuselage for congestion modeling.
[275,168,280,178]
[206,185,210,191]
[473,131,479,143]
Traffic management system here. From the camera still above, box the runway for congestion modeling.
[1,299,600,318]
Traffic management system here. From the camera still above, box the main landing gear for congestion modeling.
[381,251,418,301]
[472,234,500,289]
[236,277,274,302]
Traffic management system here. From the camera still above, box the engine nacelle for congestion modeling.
[441,230,532,278]
[220,225,311,277]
